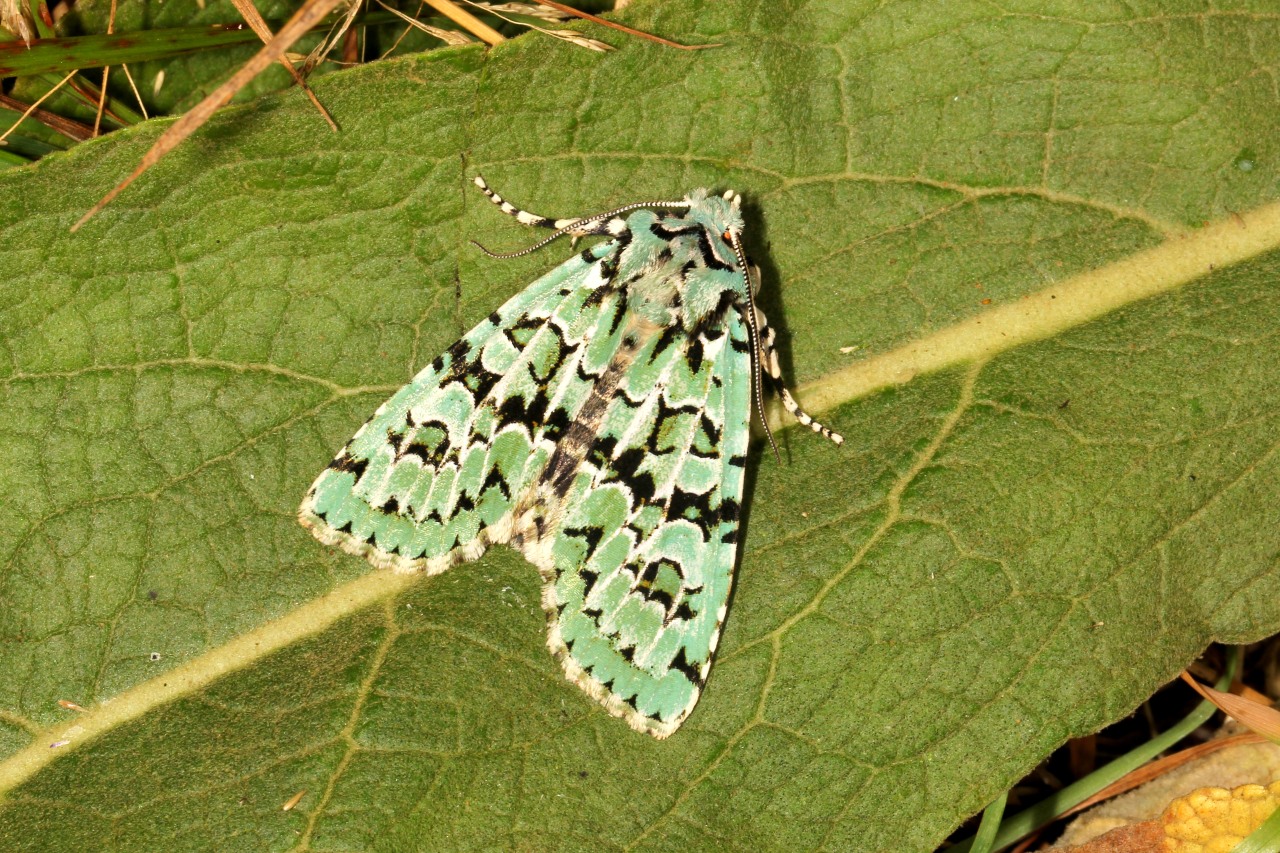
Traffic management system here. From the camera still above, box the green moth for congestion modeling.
[299,178,842,738]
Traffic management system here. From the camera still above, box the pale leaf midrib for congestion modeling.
[781,200,1280,429]
[0,571,418,797]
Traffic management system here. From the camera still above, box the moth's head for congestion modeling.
[658,189,752,326]
[685,188,746,251]
[686,189,752,285]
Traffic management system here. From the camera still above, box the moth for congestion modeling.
[299,177,842,738]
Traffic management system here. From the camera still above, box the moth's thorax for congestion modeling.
[616,190,749,330]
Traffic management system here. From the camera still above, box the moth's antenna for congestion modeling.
[473,197,692,260]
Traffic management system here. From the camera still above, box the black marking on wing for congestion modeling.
[652,394,702,424]
[586,435,619,469]
[686,335,706,375]
[606,446,657,502]
[671,599,696,623]
[669,647,701,683]
[689,413,721,459]
[503,314,544,350]
[443,336,472,364]
[528,339,569,384]
[598,252,620,282]
[481,466,511,500]
[463,365,503,401]
[668,487,716,528]
[580,564,603,602]
[637,556,682,587]
[646,325,682,366]
[543,406,572,443]
[582,282,612,310]
[721,498,741,522]
[399,420,449,462]
[636,557,685,613]
[328,453,368,480]
[575,360,605,383]
[497,388,551,430]
[564,524,606,557]
[649,221,699,240]
[644,587,675,612]
[605,296,628,338]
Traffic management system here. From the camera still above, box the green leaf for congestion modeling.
[2,2,1279,850]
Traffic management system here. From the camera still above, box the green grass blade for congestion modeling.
[0,26,268,77]
[1231,803,1280,853]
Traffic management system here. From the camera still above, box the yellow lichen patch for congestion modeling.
[1163,781,1280,852]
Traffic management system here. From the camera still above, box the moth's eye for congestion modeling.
[722,230,733,242]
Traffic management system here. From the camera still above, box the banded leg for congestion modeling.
[754,305,844,445]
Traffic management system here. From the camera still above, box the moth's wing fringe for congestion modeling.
[298,507,517,576]
[527,546,688,740]
[301,500,686,737]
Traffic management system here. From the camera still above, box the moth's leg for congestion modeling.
[473,175,620,240]
[753,303,844,445]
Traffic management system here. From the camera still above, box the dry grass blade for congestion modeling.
[67,77,130,126]
[478,2,573,23]
[1180,671,1280,740]
[533,0,721,50]
[541,28,610,52]
[457,0,608,51]
[228,0,338,130]
[93,65,111,136]
[375,0,475,47]
[119,63,149,121]
[72,0,348,232]
[92,0,120,138]
[0,0,35,44]
[300,0,364,75]
[0,71,89,143]
[421,0,505,45]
